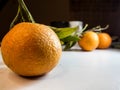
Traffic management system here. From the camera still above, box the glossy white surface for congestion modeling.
[0,48,120,90]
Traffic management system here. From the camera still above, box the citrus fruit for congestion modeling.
[78,31,99,51]
[97,32,112,49]
[1,22,62,76]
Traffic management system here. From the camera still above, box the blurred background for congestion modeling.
[0,0,120,41]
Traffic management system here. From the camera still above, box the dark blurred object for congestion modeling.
[50,21,69,28]
[111,36,120,48]
[0,0,8,11]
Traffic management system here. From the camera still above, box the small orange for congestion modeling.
[97,32,112,49]
[78,31,99,51]
[1,22,62,76]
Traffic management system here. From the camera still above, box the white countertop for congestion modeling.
[0,48,120,90]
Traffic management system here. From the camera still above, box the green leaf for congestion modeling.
[52,27,78,39]
[61,35,79,42]
[61,35,80,50]
[63,41,77,51]
[50,26,62,32]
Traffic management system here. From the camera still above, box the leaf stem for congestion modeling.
[81,24,88,32]
[18,0,35,23]
[10,0,35,29]
[91,25,109,32]
[10,5,21,29]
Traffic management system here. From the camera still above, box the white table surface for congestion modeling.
[0,47,120,90]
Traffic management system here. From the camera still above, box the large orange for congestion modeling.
[97,32,112,49]
[78,31,99,51]
[1,22,62,76]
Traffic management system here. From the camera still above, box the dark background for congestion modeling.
[0,0,120,41]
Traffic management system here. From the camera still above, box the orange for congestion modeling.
[78,31,99,51]
[97,32,112,49]
[1,22,62,76]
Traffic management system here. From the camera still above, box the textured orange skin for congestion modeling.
[78,31,99,51]
[1,22,62,76]
[97,33,112,49]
